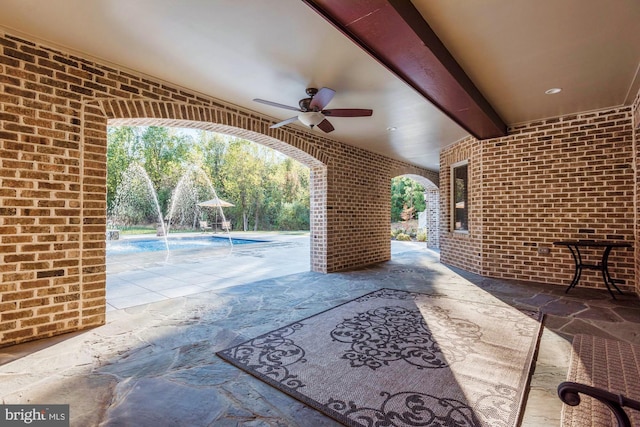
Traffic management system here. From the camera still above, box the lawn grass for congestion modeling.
[119,226,156,235]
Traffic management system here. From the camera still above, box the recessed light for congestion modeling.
[545,88,562,95]
[386,126,397,132]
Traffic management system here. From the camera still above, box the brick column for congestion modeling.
[425,189,440,249]
[310,166,327,273]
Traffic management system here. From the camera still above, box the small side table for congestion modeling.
[553,240,632,299]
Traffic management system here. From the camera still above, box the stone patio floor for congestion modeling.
[1,232,639,426]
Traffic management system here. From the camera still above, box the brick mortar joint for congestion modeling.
[507,106,632,135]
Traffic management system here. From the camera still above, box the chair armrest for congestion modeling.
[558,381,640,427]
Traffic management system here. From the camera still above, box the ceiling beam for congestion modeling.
[302,0,507,140]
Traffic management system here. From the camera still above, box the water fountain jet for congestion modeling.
[166,165,233,246]
[108,163,169,253]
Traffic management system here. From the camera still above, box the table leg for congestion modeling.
[601,246,624,299]
[565,245,582,293]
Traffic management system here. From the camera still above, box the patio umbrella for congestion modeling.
[197,197,235,231]
[197,197,235,208]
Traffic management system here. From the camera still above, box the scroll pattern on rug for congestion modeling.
[330,305,481,370]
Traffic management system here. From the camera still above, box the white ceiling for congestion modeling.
[414,0,640,124]
[0,0,638,171]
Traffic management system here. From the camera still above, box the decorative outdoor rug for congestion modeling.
[217,289,543,426]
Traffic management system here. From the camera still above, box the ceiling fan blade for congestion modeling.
[309,87,335,111]
[270,116,299,129]
[316,119,335,133]
[253,98,301,112]
[322,108,373,117]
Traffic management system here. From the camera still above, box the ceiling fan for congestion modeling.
[253,87,373,133]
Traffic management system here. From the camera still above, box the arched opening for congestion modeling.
[103,118,321,310]
[91,101,330,270]
[390,173,440,256]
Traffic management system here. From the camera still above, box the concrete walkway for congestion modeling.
[1,233,638,426]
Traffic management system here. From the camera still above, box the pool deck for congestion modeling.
[106,232,315,310]
[1,232,639,426]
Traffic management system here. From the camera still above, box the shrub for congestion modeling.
[277,201,310,230]
[396,233,411,241]
[416,230,427,242]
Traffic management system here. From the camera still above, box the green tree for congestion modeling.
[391,177,426,222]
[106,127,137,213]
[275,159,310,230]
[221,139,264,231]
[134,127,193,212]
[191,130,227,192]
[106,126,311,232]
[258,161,282,230]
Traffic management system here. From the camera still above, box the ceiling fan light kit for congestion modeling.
[253,87,373,133]
[298,111,325,127]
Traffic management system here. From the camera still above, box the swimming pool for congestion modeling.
[106,235,264,255]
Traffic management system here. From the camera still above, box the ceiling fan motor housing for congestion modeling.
[299,98,312,111]
[300,88,319,111]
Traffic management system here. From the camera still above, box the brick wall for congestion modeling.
[441,107,637,293]
[0,31,438,346]
[440,137,483,274]
[634,91,640,295]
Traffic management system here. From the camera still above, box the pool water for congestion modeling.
[106,235,263,255]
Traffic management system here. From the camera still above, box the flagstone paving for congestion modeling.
[1,233,639,426]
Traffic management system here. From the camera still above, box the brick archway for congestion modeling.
[389,166,438,189]
[97,99,330,167]
[82,98,330,273]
